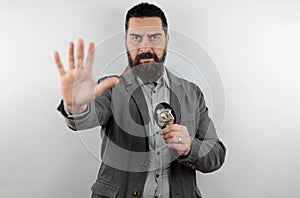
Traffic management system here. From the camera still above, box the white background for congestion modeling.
[1,0,300,197]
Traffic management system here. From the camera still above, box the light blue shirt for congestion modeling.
[137,68,171,198]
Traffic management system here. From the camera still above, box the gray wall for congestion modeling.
[1,0,300,197]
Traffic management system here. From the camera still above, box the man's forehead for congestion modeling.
[128,17,163,32]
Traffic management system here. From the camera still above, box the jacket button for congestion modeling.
[141,162,148,167]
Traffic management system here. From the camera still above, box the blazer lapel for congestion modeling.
[122,69,150,126]
[167,70,185,124]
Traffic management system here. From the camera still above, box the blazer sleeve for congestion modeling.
[177,87,226,173]
[56,78,114,131]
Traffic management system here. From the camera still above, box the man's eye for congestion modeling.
[131,36,141,41]
[150,35,161,40]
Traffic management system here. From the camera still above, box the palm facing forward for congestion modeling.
[53,38,119,114]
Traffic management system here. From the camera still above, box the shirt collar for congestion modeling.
[136,67,170,89]
[160,67,170,89]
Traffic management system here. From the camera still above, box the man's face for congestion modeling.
[126,17,169,67]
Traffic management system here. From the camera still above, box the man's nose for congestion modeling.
[138,38,153,53]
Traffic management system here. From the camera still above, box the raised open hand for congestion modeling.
[53,38,119,114]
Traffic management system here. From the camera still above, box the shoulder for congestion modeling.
[168,71,203,96]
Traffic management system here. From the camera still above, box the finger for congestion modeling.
[165,136,183,144]
[162,131,176,140]
[165,136,176,144]
[165,133,191,144]
[86,42,95,70]
[160,125,171,135]
[169,124,181,131]
[53,51,65,76]
[68,42,75,70]
[95,77,119,96]
[160,124,180,135]
[76,38,84,68]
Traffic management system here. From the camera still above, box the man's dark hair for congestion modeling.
[125,2,168,34]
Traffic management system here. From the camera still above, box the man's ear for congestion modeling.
[166,34,170,44]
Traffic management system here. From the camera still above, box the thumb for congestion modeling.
[94,76,119,96]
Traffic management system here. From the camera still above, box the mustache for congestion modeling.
[126,45,167,68]
[136,52,155,59]
[135,52,158,63]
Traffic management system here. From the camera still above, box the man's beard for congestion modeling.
[127,48,167,83]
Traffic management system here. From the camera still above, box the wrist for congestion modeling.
[181,144,192,157]
[65,103,88,115]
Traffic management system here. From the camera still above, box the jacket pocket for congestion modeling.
[91,180,119,198]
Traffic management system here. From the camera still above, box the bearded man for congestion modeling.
[54,3,226,198]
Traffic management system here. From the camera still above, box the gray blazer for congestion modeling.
[58,69,226,198]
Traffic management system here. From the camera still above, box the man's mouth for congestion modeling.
[139,58,154,63]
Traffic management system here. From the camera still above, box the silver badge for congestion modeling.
[156,108,174,128]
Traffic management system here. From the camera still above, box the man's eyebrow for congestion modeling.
[148,33,162,37]
[129,33,142,37]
